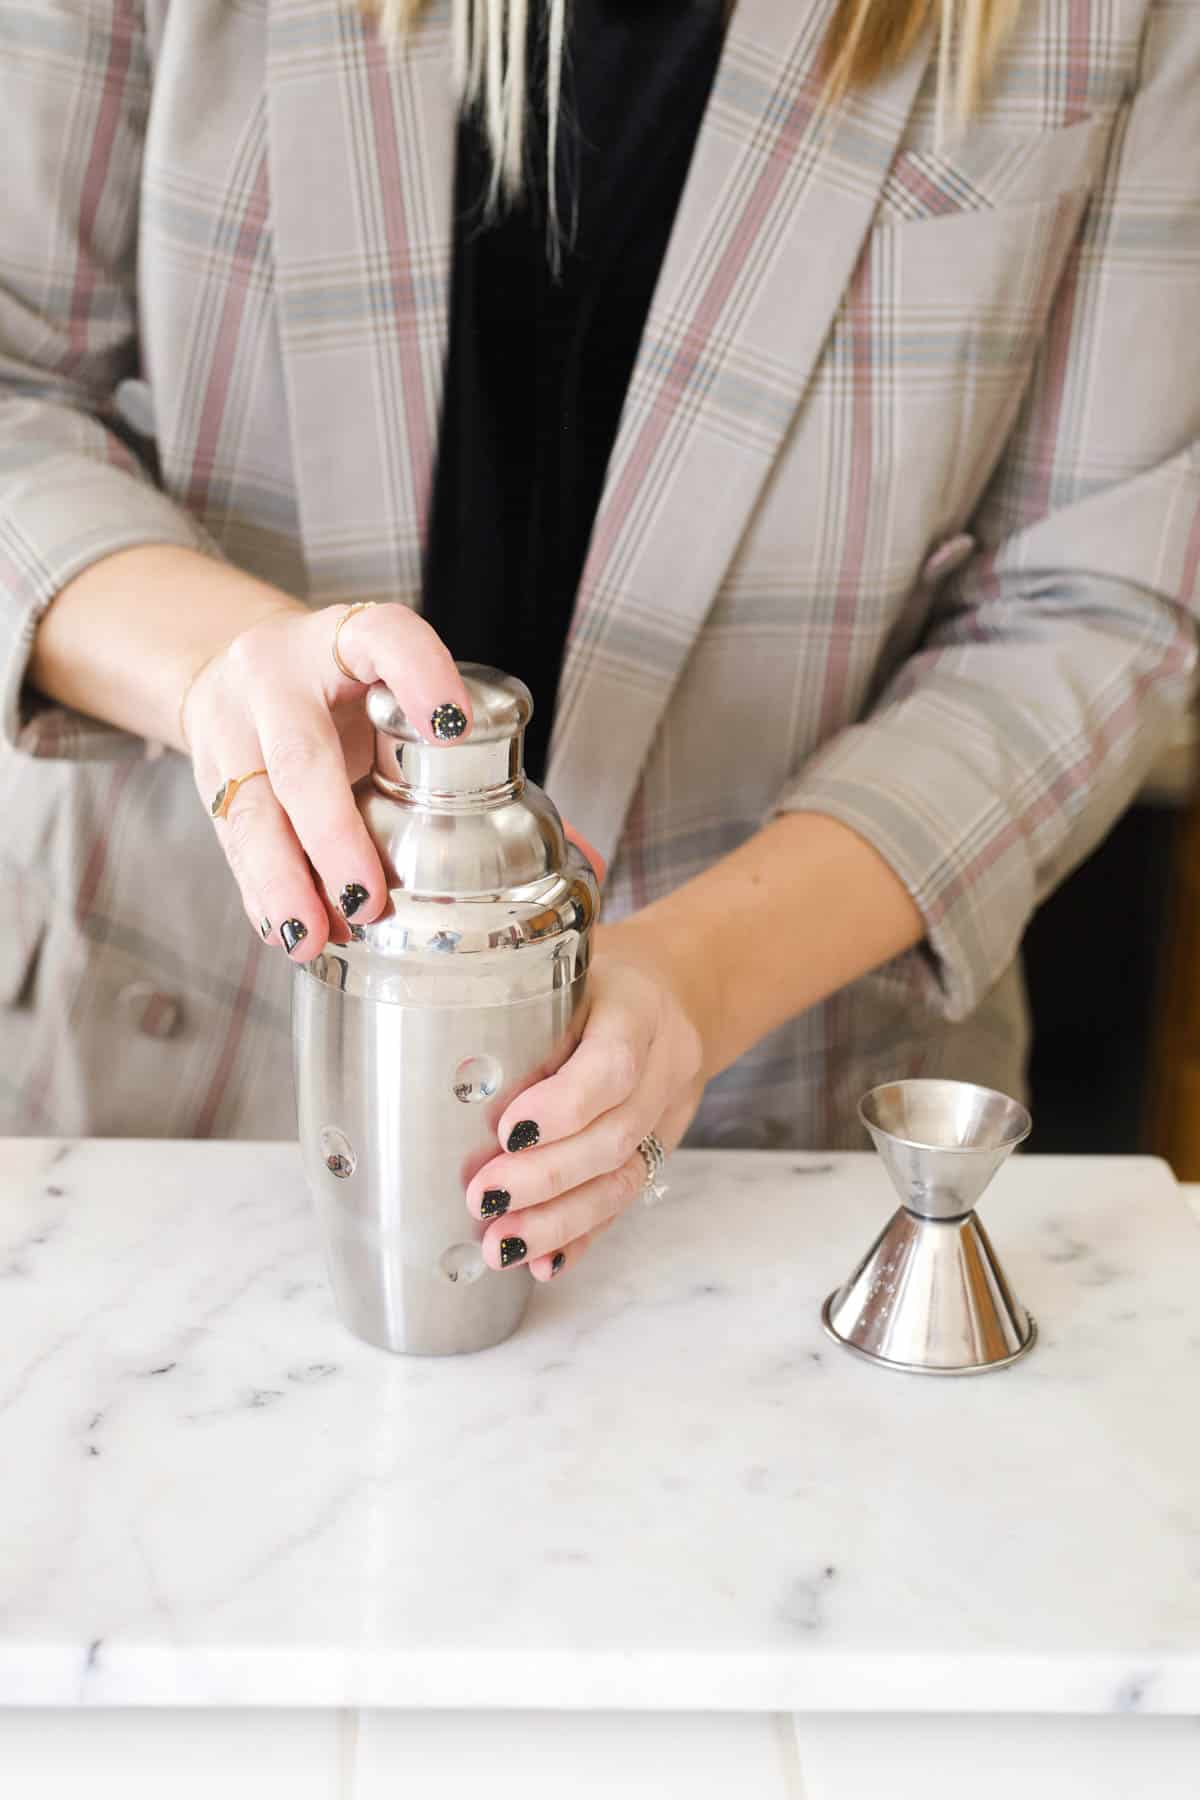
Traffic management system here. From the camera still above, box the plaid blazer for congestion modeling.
[1,0,1198,1145]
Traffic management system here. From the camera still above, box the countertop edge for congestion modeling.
[5,1649,1199,1716]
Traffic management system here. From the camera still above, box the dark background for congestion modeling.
[1024,802,1177,1154]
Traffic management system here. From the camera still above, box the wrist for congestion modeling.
[596,915,727,1083]
[600,815,925,1089]
[30,543,310,752]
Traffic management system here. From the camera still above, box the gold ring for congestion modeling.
[210,769,269,820]
[332,601,377,682]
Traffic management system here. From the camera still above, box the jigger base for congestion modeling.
[820,1201,1037,1375]
[821,1295,1037,1375]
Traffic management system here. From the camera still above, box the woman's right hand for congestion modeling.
[181,601,472,961]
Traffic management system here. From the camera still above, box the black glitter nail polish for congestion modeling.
[258,918,271,940]
[500,1237,527,1268]
[280,919,308,955]
[506,1120,540,1153]
[551,1251,566,1276]
[480,1189,511,1219]
[340,882,369,919]
[431,702,468,741]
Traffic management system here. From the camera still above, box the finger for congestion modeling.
[527,1101,688,1277]
[563,819,607,885]
[519,1096,689,1278]
[529,1213,619,1283]
[652,1090,696,1164]
[480,1154,644,1272]
[497,1018,649,1154]
[495,983,661,1151]
[319,602,472,745]
[467,1047,677,1219]
[244,683,388,928]
[197,755,329,960]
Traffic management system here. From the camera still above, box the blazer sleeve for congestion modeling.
[775,0,1200,1025]
[0,0,221,763]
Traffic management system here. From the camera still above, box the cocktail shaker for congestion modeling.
[293,665,598,1355]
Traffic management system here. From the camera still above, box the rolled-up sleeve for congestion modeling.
[777,0,1200,1023]
[0,0,220,762]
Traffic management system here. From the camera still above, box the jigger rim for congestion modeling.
[858,1078,1032,1157]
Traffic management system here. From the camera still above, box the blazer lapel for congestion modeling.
[266,0,456,605]
[547,0,934,869]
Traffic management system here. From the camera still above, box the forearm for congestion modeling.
[614,810,924,1079]
[27,544,305,753]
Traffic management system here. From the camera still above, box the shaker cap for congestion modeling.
[367,666,533,746]
[367,664,533,801]
[300,660,599,1002]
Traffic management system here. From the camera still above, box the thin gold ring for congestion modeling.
[332,600,377,683]
[210,769,269,821]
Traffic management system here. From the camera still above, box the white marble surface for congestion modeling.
[1,1139,1198,1714]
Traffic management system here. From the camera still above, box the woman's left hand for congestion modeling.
[464,923,712,1280]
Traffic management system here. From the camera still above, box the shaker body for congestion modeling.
[294,971,586,1355]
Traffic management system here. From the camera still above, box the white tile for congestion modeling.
[354,1709,794,1800]
[0,1709,347,1800]
[791,1712,1200,1800]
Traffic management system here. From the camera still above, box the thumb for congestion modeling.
[563,819,607,886]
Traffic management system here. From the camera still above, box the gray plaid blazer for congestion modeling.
[1,0,1198,1145]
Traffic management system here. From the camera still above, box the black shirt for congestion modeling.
[422,0,724,783]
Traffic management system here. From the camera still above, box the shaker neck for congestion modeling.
[372,732,524,804]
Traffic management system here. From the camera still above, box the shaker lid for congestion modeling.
[367,666,532,746]
[301,660,598,1003]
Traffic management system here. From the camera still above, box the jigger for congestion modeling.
[822,1079,1036,1375]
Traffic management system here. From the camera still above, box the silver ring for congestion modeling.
[637,1132,669,1206]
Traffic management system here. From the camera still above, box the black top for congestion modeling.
[422,0,724,783]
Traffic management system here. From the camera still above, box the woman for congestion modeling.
[1,0,1197,1282]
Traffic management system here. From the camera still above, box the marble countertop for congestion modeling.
[2,1139,1199,1714]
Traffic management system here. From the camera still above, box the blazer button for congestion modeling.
[119,980,184,1040]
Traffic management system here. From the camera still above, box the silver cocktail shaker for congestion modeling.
[293,665,598,1355]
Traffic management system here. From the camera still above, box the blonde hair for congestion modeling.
[375,0,1022,212]
[824,0,1022,133]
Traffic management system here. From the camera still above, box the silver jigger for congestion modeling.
[822,1079,1036,1375]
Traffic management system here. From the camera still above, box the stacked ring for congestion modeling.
[637,1132,669,1206]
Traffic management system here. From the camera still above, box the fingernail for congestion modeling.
[281,919,308,955]
[506,1120,540,1153]
[431,702,468,741]
[340,882,369,919]
[480,1189,511,1219]
[258,917,271,940]
[500,1237,527,1268]
[551,1251,566,1276]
